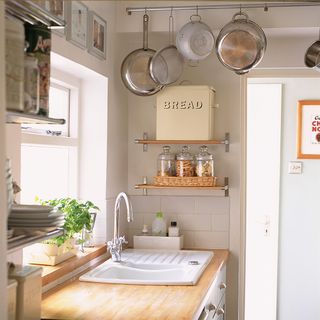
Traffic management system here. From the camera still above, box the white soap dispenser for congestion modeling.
[168,221,179,237]
[152,212,167,236]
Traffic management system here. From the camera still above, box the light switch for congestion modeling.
[288,161,302,174]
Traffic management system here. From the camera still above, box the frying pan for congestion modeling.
[121,14,163,96]
[216,12,267,74]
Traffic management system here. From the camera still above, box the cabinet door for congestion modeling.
[213,293,226,320]
[198,265,226,320]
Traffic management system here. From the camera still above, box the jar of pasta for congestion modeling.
[176,146,195,177]
[157,146,175,176]
[195,145,214,177]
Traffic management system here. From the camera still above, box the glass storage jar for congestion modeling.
[176,146,195,177]
[157,146,175,176]
[195,145,214,177]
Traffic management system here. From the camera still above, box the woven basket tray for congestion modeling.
[153,176,217,187]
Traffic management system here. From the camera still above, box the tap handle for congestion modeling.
[106,240,115,250]
[118,236,128,245]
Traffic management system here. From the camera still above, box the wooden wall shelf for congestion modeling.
[135,184,227,190]
[134,139,227,145]
[134,132,230,152]
[135,177,229,196]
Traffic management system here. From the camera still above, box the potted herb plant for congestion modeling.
[28,197,100,265]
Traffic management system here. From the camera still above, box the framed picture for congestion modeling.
[297,100,320,159]
[66,1,88,49]
[45,0,65,36]
[88,11,106,60]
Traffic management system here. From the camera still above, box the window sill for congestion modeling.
[21,132,78,146]
[40,244,107,288]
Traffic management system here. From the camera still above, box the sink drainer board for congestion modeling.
[79,249,213,286]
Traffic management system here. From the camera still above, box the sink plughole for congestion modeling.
[79,249,213,285]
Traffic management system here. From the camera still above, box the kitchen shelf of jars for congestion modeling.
[134,143,229,196]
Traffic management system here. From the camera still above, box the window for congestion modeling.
[22,83,71,137]
[20,76,79,204]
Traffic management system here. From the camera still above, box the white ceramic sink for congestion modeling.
[79,249,213,285]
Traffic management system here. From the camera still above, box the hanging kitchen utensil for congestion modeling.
[149,11,184,85]
[215,12,267,74]
[305,29,320,70]
[121,13,163,96]
[176,12,215,61]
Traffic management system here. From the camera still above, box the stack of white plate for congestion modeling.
[5,159,14,216]
[8,204,65,233]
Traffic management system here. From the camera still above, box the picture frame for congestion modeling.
[45,0,66,36]
[297,100,320,159]
[87,11,107,60]
[65,1,88,49]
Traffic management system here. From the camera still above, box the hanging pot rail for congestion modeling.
[127,2,320,15]
[5,0,65,28]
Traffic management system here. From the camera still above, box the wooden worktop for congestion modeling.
[41,249,229,320]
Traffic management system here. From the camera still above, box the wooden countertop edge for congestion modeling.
[41,245,107,286]
[41,249,229,320]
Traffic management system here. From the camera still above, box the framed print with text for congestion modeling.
[297,100,320,159]
[66,1,88,49]
[88,11,106,60]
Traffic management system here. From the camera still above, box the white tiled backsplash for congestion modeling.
[127,195,229,249]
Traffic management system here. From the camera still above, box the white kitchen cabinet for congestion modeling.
[197,264,227,320]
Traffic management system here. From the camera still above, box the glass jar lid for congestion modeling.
[196,145,213,160]
[176,146,194,160]
[158,145,175,160]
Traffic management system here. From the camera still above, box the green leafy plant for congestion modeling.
[36,197,99,247]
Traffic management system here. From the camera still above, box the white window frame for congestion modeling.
[21,68,80,198]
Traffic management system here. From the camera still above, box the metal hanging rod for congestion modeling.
[5,0,65,28]
[127,2,320,15]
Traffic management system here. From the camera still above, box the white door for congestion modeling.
[244,82,282,320]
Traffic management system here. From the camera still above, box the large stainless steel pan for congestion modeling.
[215,12,267,74]
[121,14,163,96]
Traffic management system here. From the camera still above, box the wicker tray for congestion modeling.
[153,176,217,187]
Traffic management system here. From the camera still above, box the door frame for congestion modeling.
[239,68,319,320]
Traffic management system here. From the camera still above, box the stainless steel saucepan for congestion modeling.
[215,12,267,74]
[121,14,163,96]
